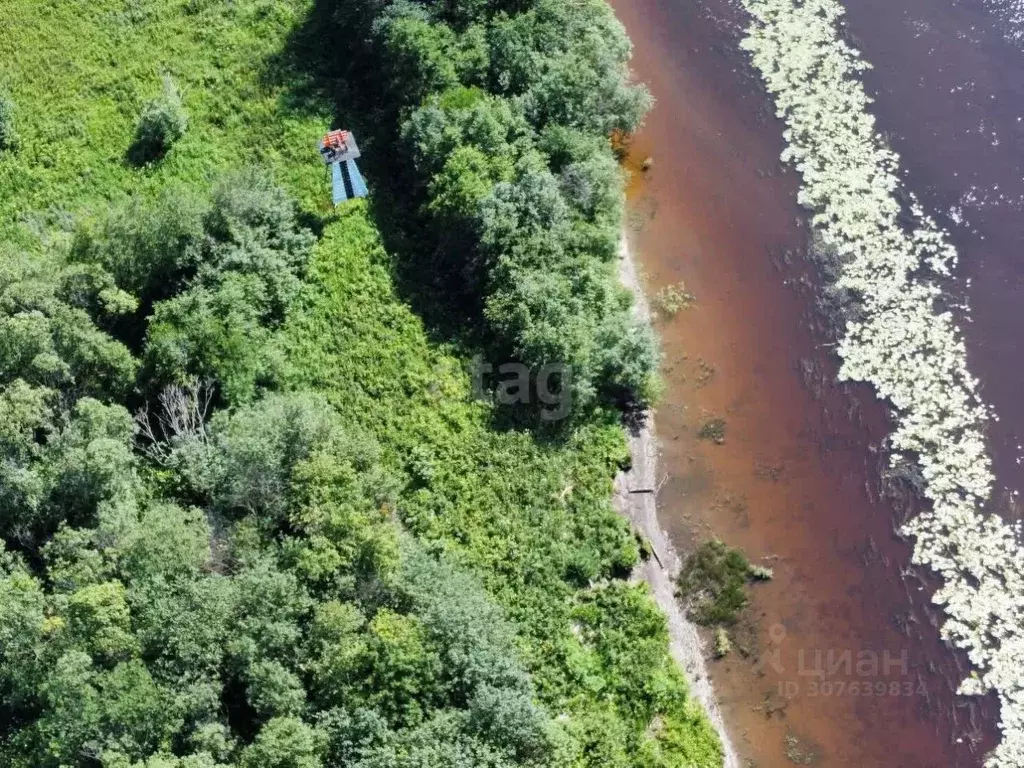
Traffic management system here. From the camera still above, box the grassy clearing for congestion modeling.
[0,0,329,247]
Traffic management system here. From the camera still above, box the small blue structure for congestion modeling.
[330,157,368,204]
[320,130,368,204]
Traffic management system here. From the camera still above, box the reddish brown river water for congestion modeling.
[608,0,1024,764]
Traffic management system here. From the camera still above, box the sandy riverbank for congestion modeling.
[614,237,741,768]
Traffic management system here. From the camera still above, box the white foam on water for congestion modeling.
[737,1,1024,763]
[981,0,1024,43]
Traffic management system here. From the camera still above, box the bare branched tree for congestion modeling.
[135,378,214,464]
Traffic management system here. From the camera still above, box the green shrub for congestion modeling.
[71,184,207,305]
[143,275,278,404]
[131,76,188,162]
[676,540,751,626]
[203,168,316,322]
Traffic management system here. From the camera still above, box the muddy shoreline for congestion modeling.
[614,238,741,768]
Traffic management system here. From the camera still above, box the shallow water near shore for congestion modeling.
[608,0,1024,764]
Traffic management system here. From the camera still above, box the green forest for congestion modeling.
[0,1,721,766]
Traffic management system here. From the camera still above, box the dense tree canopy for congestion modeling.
[0,379,563,767]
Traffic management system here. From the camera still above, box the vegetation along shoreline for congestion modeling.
[0,0,729,766]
